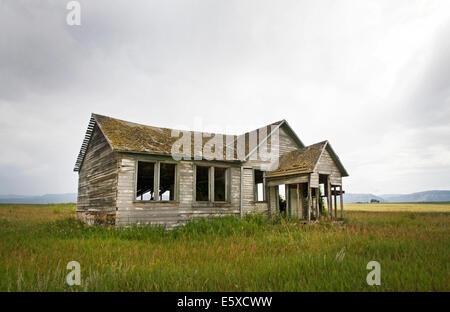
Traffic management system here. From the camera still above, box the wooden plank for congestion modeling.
[240,166,243,217]
[266,174,309,186]
[77,124,118,217]
[310,172,319,188]
[334,185,337,219]
[210,166,214,202]
[154,161,160,201]
[307,180,311,222]
[285,184,289,216]
[327,176,332,220]
[315,187,319,220]
[275,186,280,213]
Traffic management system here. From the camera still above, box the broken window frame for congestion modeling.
[195,165,210,202]
[135,160,178,202]
[194,165,230,203]
[254,169,266,202]
[136,161,156,201]
[159,162,177,201]
[214,166,228,202]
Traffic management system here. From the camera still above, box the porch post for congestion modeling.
[340,185,344,219]
[285,184,289,216]
[275,186,280,213]
[316,188,320,220]
[307,178,311,222]
[297,184,301,219]
[154,161,160,201]
[327,177,332,220]
[334,186,337,219]
[210,167,214,202]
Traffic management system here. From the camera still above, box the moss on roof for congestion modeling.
[94,114,244,160]
[265,141,327,178]
[75,114,348,176]
[95,114,179,154]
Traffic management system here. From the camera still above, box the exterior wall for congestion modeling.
[241,168,253,214]
[244,127,300,170]
[240,168,268,215]
[77,125,118,225]
[113,125,300,225]
[242,126,300,216]
[310,172,319,188]
[115,153,241,228]
[288,185,307,218]
[315,149,342,186]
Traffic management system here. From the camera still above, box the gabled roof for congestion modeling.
[74,114,293,171]
[74,114,347,176]
[265,140,349,178]
[265,141,326,178]
[240,119,305,161]
[323,141,349,177]
[73,115,96,172]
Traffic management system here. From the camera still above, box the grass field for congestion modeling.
[345,202,450,212]
[0,203,448,291]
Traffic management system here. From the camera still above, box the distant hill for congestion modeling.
[344,190,450,203]
[0,190,448,204]
[343,193,385,203]
[379,190,450,203]
[0,193,77,204]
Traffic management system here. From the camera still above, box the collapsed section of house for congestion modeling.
[74,113,348,227]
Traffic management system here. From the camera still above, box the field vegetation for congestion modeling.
[0,203,448,291]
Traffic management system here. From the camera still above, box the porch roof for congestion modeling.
[266,140,349,178]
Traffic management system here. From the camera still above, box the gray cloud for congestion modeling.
[0,0,449,195]
[404,23,450,127]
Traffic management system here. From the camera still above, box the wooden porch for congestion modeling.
[266,173,344,221]
[264,140,348,222]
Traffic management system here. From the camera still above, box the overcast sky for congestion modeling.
[0,0,449,195]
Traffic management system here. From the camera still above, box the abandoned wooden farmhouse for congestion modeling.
[74,114,348,227]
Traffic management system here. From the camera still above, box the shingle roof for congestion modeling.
[265,141,327,178]
[94,114,189,155]
[265,140,348,178]
[74,114,289,171]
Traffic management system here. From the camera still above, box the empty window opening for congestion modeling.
[214,167,227,202]
[254,169,264,201]
[278,184,286,214]
[196,166,209,201]
[159,163,176,201]
[136,162,155,200]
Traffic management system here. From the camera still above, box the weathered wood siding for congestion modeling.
[315,149,342,186]
[115,154,241,228]
[75,120,314,226]
[241,167,269,214]
[242,126,300,214]
[77,124,118,224]
[268,186,278,216]
[310,172,319,188]
[266,174,309,187]
[241,168,253,214]
[244,127,300,170]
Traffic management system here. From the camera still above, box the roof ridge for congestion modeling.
[93,113,284,137]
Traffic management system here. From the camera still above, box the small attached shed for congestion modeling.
[265,141,349,221]
[74,113,348,227]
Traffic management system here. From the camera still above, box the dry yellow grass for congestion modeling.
[0,203,75,224]
[343,202,450,212]
[0,203,448,291]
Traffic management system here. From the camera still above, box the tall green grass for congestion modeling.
[0,204,448,291]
